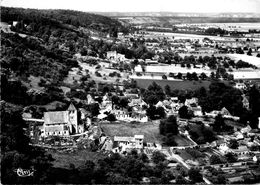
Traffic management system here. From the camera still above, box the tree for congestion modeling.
[1,101,53,184]
[179,105,190,119]
[249,85,260,115]
[186,72,192,80]
[213,114,225,132]
[188,168,203,183]
[247,48,252,56]
[106,114,116,121]
[176,175,188,184]
[87,103,100,117]
[143,82,165,105]
[200,72,207,80]
[119,98,129,108]
[146,105,157,120]
[225,152,238,163]
[191,72,198,81]
[164,85,171,96]
[210,72,215,80]
[210,154,223,164]
[162,74,167,80]
[159,115,179,135]
[164,134,177,146]
[161,170,174,184]
[177,72,183,79]
[152,151,166,164]
[157,107,166,119]
[215,174,226,184]
[229,139,239,149]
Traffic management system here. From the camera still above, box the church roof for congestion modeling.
[44,111,68,125]
[67,103,76,111]
[221,107,231,116]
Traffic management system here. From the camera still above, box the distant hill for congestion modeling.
[96,12,260,18]
[1,7,123,32]
[115,16,260,26]
[95,12,260,26]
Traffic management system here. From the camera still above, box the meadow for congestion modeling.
[100,121,193,146]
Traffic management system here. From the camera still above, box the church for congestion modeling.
[43,103,84,137]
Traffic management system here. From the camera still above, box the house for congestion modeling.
[112,109,148,123]
[184,98,198,107]
[79,108,92,127]
[220,107,231,116]
[155,101,166,109]
[242,95,250,110]
[218,142,230,154]
[43,103,84,137]
[128,97,147,108]
[241,125,252,134]
[87,94,96,104]
[170,97,178,102]
[106,51,126,62]
[113,135,144,152]
[234,82,246,90]
[206,107,239,120]
[190,106,203,116]
[226,145,250,157]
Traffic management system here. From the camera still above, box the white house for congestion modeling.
[107,51,126,62]
[112,109,148,123]
[113,135,144,153]
[234,82,246,90]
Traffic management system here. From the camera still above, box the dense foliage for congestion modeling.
[1,101,53,184]
[50,151,173,184]
[188,123,216,144]
[1,7,124,33]
[159,116,179,146]
[197,82,244,116]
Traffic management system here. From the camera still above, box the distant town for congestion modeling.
[1,6,260,185]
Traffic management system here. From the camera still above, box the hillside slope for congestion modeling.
[1,7,124,32]
[0,7,124,106]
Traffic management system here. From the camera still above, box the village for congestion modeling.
[16,21,260,184]
[2,11,260,185]
[22,82,260,184]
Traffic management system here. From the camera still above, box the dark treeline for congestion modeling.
[1,7,124,33]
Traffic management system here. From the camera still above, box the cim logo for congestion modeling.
[14,168,35,177]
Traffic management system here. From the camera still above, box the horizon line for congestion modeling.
[2,6,260,15]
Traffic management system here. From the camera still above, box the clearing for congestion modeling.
[100,121,194,146]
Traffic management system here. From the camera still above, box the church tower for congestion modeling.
[67,103,78,134]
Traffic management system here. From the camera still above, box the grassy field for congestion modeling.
[48,149,106,169]
[135,79,211,90]
[100,121,194,146]
[100,121,163,143]
[173,135,194,146]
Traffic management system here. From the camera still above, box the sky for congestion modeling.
[1,0,260,13]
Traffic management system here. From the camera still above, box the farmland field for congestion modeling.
[134,78,212,90]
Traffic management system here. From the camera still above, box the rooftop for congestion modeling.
[44,111,68,125]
